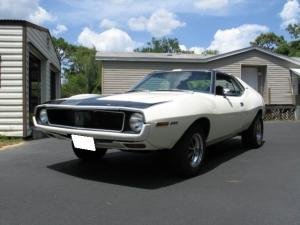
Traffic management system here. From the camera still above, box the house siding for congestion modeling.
[27,27,60,102]
[102,50,300,105]
[0,21,61,137]
[27,27,59,68]
[0,25,24,136]
[25,27,60,136]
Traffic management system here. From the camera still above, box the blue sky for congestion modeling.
[1,0,299,53]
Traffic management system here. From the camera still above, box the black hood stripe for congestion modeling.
[45,97,165,109]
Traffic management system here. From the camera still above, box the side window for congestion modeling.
[230,78,243,96]
[216,73,242,96]
[233,77,245,93]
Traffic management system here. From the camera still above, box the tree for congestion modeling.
[250,25,300,57]
[52,37,76,62]
[202,49,219,55]
[135,37,184,53]
[286,23,300,57]
[288,40,300,57]
[52,37,101,97]
[250,32,287,51]
[286,23,300,39]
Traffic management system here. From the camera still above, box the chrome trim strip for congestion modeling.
[33,117,151,142]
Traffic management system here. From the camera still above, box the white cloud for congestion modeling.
[110,0,134,4]
[190,46,205,54]
[194,0,229,10]
[78,27,136,52]
[128,9,185,37]
[28,6,55,25]
[52,24,68,37]
[279,0,300,28]
[179,44,187,51]
[0,0,54,25]
[128,17,148,31]
[147,9,185,36]
[194,0,245,15]
[100,19,118,29]
[208,24,269,53]
[59,0,247,23]
[179,45,205,54]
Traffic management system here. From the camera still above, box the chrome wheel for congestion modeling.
[242,115,264,148]
[255,120,263,145]
[188,133,204,168]
[173,126,207,177]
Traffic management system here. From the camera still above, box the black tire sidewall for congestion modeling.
[173,126,206,177]
[253,117,263,147]
[242,115,264,148]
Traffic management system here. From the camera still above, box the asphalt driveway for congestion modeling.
[0,122,300,225]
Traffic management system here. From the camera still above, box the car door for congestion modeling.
[211,73,245,139]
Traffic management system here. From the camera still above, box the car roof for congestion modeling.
[150,69,229,75]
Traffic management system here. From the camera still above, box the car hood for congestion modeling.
[45,92,195,109]
[102,91,193,103]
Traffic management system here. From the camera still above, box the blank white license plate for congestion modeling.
[71,134,96,151]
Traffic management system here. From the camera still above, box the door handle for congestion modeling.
[240,102,244,107]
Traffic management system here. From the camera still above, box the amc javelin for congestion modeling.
[34,70,264,177]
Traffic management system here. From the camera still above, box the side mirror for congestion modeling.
[216,85,225,96]
[223,88,231,98]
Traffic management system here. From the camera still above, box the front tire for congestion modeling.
[242,115,264,148]
[172,126,206,178]
[72,143,107,161]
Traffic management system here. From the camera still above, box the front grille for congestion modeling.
[47,109,125,131]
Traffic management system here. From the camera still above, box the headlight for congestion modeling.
[39,109,48,124]
[129,113,144,133]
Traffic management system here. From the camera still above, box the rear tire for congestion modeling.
[72,142,107,161]
[172,125,206,178]
[242,115,264,148]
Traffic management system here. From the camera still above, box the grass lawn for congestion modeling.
[0,136,23,149]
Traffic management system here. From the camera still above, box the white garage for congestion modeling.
[0,20,60,137]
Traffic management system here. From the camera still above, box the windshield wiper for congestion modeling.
[127,89,149,93]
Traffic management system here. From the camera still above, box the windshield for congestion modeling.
[132,71,212,93]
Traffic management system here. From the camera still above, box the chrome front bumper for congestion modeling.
[33,117,158,150]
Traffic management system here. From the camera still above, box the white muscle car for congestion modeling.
[33,70,264,177]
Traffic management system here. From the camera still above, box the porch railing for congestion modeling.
[264,105,296,120]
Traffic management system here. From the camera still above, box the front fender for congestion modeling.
[145,115,204,149]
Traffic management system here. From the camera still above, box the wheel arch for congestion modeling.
[257,109,263,117]
[184,117,211,140]
[173,116,210,151]
[243,108,264,132]
[192,117,210,139]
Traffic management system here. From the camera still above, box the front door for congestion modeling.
[241,67,258,91]
[210,73,245,141]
